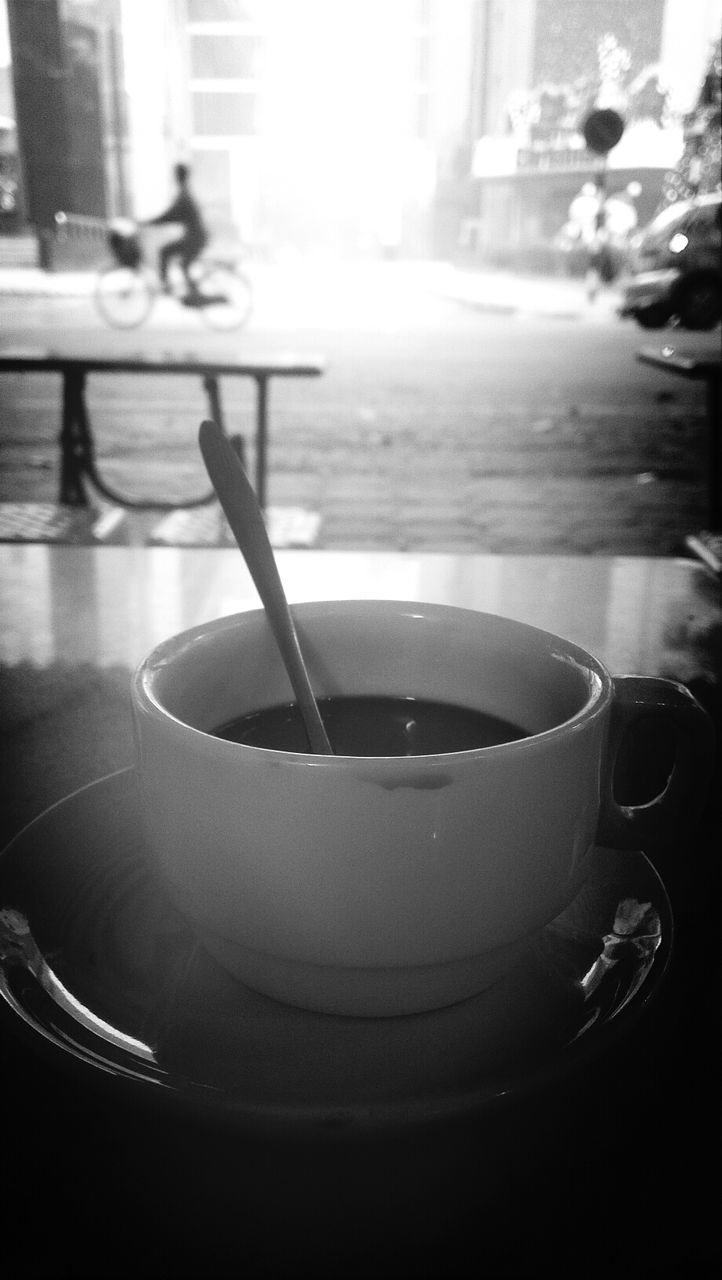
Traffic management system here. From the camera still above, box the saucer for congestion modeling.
[0,769,672,1135]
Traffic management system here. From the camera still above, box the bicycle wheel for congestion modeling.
[195,263,253,331]
[94,265,154,328]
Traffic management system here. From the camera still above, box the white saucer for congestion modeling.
[0,769,672,1135]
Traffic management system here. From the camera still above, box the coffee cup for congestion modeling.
[131,600,713,1016]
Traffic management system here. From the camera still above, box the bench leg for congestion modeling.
[203,371,247,481]
[60,371,92,506]
[256,374,268,510]
[203,374,225,432]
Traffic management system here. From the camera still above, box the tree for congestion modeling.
[661,40,721,208]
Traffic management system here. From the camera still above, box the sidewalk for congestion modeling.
[0,255,622,321]
[0,265,95,296]
[427,260,622,322]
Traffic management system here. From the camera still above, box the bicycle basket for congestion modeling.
[108,226,142,268]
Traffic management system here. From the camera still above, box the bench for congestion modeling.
[0,349,325,514]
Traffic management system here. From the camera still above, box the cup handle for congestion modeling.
[597,676,714,849]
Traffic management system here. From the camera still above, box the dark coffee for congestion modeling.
[213,695,527,757]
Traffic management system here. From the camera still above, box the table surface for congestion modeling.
[0,347,326,376]
[1,544,715,671]
[1,546,720,1278]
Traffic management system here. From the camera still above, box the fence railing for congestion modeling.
[48,211,109,270]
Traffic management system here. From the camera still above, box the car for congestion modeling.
[618,192,721,330]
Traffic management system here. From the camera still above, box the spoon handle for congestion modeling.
[198,420,333,755]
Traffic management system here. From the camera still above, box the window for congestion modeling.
[415,91,430,138]
[192,91,257,135]
[188,0,253,20]
[190,149,232,210]
[190,35,261,78]
[648,202,692,236]
[416,34,430,82]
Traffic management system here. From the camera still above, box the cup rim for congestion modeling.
[132,600,613,764]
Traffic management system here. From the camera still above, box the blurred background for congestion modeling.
[0,0,720,554]
[1,0,720,266]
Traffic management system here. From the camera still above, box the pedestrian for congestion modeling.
[144,163,208,299]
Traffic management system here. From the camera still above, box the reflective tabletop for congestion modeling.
[1,543,718,672]
[1,546,720,1279]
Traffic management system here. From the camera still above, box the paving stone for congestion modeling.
[0,374,710,555]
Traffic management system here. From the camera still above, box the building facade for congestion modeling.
[467,0,722,267]
[121,0,477,258]
[4,0,127,240]
[3,0,720,262]
[4,0,479,257]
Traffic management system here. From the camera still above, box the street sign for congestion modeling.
[582,108,625,156]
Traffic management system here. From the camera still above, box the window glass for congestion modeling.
[648,202,691,235]
[192,92,257,135]
[416,35,430,81]
[188,0,253,20]
[190,34,261,78]
[190,149,231,209]
[416,91,430,138]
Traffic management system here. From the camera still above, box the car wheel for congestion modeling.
[674,275,721,330]
[635,304,672,329]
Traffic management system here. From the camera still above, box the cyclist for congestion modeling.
[145,163,208,300]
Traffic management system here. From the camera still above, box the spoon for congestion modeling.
[198,419,334,755]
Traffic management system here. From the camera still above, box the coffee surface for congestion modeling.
[214,695,527,756]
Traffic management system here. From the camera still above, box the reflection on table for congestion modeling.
[1,545,718,684]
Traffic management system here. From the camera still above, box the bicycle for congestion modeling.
[94,219,254,332]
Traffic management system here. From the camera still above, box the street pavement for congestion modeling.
[0,253,710,556]
[0,254,622,322]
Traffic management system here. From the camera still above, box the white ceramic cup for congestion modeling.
[132,601,712,1016]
